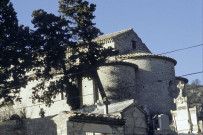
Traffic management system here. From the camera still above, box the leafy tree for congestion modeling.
[0,0,116,109]
[187,79,201,93]
[31,0,117,109]
[191,79,201,87]
[0,0,32,106]
[30,9,81,107]
[186,79,203,107]
[59,0,117,106]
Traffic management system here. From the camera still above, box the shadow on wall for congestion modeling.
[98,65,137,101]
[0,116,57,135]
[106,87,135,101]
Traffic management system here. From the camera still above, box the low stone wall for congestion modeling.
[67,122,124,135]
[0,112,125,135]
[0,120,19,135]
[0,116,57,135]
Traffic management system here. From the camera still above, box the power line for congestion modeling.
[179,71,203,77]
[159,43,203,55]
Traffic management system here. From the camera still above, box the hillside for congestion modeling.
[185,84,203,107]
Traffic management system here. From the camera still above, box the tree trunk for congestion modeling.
[92,70,109,105]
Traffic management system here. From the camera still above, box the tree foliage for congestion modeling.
[30,0,117,108]
[59,0,117,105]
[186,79,203,107]
[0,0,117,109]
[0,0,32,106]
[30,9,72,105]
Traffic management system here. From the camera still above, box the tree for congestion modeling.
[59,0,114,105]
[186,79,203,107]
[0,0,116,109]
[189,79,201,93]
[30,9,75,106]
[59,0,117,105]
[0,0,32,106]
[30,0,117,109]
[191,79,201,86]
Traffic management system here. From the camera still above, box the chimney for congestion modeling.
[104,104,109,114]
[103,97,110,114]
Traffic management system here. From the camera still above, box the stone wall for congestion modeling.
[113,30,150,54]
[0,99,71,120]
[124,57,176,115]
[0,117,57,135]
[0,120,19,135]
[122,105,148,135]
[98,65,137,101]
[81,64,137,105]
[0,115,125,135]
[81,77,96,106]
[0,76,71,119]
[0,112,125,135]
[81,56,177,115]
[67,122,124,135]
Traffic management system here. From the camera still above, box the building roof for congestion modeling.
[93,28,133,41]
[116,52,177,65]
[65,111,125,126]
[175,76,188,84]
[92,99,146,115]
[101,61,138,70]
[93,28,177,65]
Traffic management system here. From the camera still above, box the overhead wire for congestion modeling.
[179,71,203,77]
[158,43,203,55]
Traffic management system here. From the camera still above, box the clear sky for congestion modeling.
[10,0,203,84]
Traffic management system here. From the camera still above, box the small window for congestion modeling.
[132,40,137,49]
[61,92,64,100]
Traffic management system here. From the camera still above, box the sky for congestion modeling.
[10,0,203,85]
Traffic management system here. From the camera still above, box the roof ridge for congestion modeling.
[117,52,177,65]
[103,28,133,37]
[94,28,133,41]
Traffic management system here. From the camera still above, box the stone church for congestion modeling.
[0,28,194,135]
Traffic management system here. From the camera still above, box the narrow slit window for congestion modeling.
[132,40,137,49]
[61,92,64,100]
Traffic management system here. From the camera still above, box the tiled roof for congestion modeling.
[92,99,145,114]
[101,61,138,70]
[68,112,125,126]
[93,28,133,41]
[126,49,151,54]
[116,52,177,65]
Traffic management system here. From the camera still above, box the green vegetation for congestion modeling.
[0,0,116,109]
[0,0,33,106]
[186,79,203,107]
